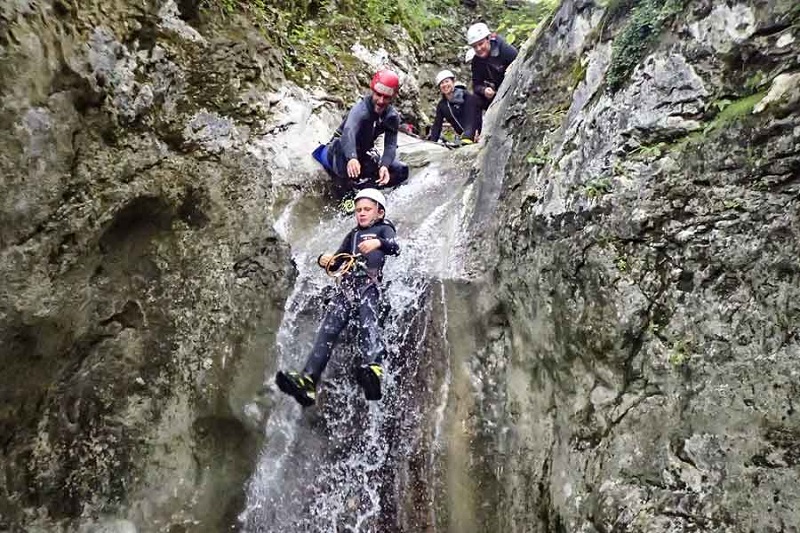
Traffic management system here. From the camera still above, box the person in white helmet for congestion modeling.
[427,69,482,144]
[275,188,399,406]
[466,22,518,110]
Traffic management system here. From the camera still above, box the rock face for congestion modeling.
[3,0,798,530]
[450,0,800,530]
[0,1,300,530]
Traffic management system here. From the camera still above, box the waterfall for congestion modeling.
[239,142,476,532]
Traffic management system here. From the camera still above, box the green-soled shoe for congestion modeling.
[340,197,356,214]
[275,370,317,407]
[356,363,383,401]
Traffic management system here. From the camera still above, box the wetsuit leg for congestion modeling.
[328,142,356,198]
[358,152,381,183]
[355,157,408,190]
[383,160,409,187]
[302,290,352,383]
[476,92,492,111]
[357,283,385,365]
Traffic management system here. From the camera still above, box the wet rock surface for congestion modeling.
[0,1,303,530]
[461,0,800,530]
[2,0,798,530]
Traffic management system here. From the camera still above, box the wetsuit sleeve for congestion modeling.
[321,231,353,270]
[462,93,480,141]
[500,39,518,65]
[472,62,487,98]
[340,104,365,161]
[378,225,400,256]
[428,102,445,141]
[380,114,400,167]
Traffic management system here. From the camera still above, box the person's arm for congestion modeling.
[428,102,445,141]
[318,232,353,270]
[377,224,400,256]
[380,114,400,167]
[340,102,366,161]
[499,39,518,65]
[472,62,487,98]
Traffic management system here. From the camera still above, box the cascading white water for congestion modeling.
[239,141,476,532]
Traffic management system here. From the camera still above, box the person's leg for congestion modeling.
[358,151,381,183]
[357,284,385,365]
[302,291,353,383]
[328,142,356,199]
[476,92,491,112]
[355,283,385,401]
[383,160,409,187]
[355,153,408,190]
[473,111,483,142]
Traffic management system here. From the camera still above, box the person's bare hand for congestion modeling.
[377,166,390,186]
[318,254,333,267]
[347,159,361,179]
[485,87,496,100]
[357,239,381,254]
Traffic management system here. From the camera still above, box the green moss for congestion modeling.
[744,71,765,93]
[584,176,613,198]
[711,92,766,127]
[495,0,558,46]
[598,0,643,23]
[525,143,551,167]
[629,142,667,160]
[570,58,588,88]
[668,340,690,367]
[606,0,686,92]
[654,92,766,153]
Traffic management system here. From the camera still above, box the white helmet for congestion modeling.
[466,22,491,45]
[435,69,456,86]
[354,188,387,211]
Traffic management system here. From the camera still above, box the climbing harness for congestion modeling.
[324,252,383,304]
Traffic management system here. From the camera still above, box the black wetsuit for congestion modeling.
[327,96,409,197]
[427,85,483,142]
[303,219,400,383]
[471,35,518,110]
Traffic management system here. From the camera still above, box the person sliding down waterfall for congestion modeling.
[276,189,399,406]
[312,69,410,213]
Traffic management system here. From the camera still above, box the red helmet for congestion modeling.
[370,69,400,98]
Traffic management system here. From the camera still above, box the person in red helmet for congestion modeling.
[314,69,409,210]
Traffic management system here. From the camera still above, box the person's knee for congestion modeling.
[389,162,409,186]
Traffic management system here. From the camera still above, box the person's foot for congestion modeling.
[275,370,317,407]
[356,363,383,401]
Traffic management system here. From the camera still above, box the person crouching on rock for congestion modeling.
[324,69,410,211]
[427,69,482,145]
[467,22,518,110]
[275,188,399,406]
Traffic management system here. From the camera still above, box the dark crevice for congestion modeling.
[98,196,175,254]
[751,22,792,38]
[99,300,146,330]
[178,186,210,228]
